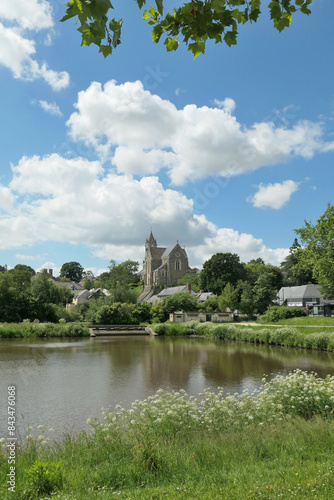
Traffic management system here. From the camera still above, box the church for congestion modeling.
[139,232,193,302]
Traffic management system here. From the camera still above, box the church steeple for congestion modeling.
[146,230,157,248]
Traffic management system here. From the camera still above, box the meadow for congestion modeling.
[1,370,334,499]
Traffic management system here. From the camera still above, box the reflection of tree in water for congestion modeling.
[142,337,202,391]
[202,341,334,387]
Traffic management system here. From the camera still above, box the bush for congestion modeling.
[258,306,306,323]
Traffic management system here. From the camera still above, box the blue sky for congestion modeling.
[0,0,333,277]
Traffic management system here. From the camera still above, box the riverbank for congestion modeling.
[152,321,334,351]
[1,370,333,499]
[0,322,90,338]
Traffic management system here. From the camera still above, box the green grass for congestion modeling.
[259,316,334,326]
[1,371,334,499]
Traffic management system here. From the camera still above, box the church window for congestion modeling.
[175,260,181,271]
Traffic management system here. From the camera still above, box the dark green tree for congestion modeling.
[253,272,278,314]
[59,262,84,283]
[238,282,255,316]
[294,203,334,298]
[280,238,315,286]
[61,0,314,58]
[199,253,246,295]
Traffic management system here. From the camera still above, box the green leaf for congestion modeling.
[188,41,205,58]
[99,44,113,57]
[155,0,164,15]
[224,30,237,46]
[164,37,179,51]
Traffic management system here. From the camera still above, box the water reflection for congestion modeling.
[0,336,334,440]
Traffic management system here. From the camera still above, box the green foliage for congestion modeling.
[294,203,334,298]
[61,0,314,58]
[0,323,89,338]
[280,238,315,285]
[218,282,239,311]
[25,460,63,498]
[162,291,198,314]
[177,272,200,292]
[59,261,84,282]
[258,305,307,323]
[238,281,255,315]
[252,271,279,314]
[199,252,246,295]
[198,294,219,311]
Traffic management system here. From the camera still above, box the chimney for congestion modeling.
[48,269,53,278]
[187,283,191,293]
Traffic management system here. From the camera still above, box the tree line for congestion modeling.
[0,202,332,323]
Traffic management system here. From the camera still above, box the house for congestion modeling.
[144,284,214,306]
[66,288,111,310]
[277,284,334,316]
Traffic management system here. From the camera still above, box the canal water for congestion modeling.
[1,335,334,441]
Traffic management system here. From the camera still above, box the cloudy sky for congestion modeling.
[0,0,333,276]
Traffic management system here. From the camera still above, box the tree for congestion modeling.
[59,261,84,282]
[238,282,255,315]
[61,0,314,58]
[294,203,334,298]
[177,272,200,292]
[252,272,278,314]
[280,238,315,286]
[218,282,239,312]
[107,260,140,301]
[199,253,246,295]
[83,270,96,290]
[162,291,198,314]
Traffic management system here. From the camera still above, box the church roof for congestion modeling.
[161,242,184,259]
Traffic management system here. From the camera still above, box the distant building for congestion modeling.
[277,284,334,316]
[138,231,195,302]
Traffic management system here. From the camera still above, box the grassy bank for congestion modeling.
[0,322,90,338]
[152,321,334,351]
[258,316,334,327]
[1,370,334,499]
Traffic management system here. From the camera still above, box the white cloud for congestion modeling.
[0,0,53,31]
[247,180,300,209]
[38,100,62,117]
[0,153,288,267]
[0,184,16,211]
[0,1,69,90]
[66,80,334,185]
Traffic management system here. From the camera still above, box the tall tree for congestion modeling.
[59,262,84,282]
[199,253,246,295]
[280,238,314,286]
[61,0,314,58]
[107,260,140,301]
[218,282,239,312]
[294,203,334,298]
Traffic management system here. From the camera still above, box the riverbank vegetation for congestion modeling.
[1,370,333,499]
[152,321,334,351]
[0,322,89,338]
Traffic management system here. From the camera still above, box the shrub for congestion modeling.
[259,306,306,323]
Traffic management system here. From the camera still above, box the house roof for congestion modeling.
[196,292,214,303]
[277,285,322,300]
[157,285,197,298]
